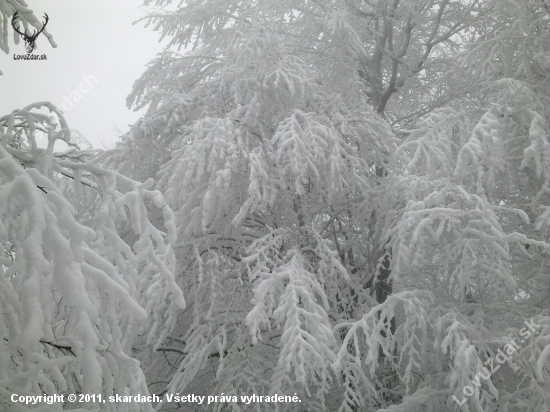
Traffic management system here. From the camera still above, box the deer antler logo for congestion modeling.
[12,11,49,54]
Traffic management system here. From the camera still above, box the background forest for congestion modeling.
[1,0,550,411]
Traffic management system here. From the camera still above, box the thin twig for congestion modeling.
[39,340,75,356]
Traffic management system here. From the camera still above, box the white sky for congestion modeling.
[0,0,165,149]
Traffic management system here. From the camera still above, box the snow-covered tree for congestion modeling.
[5,0,550,411]
[383,2,550,410]
[0,100,184,411]
[123,17,401,409]
[118,1,550,411]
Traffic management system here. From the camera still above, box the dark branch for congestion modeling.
[39,340,75,356]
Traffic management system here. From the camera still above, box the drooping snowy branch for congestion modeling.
[0,103,184,411]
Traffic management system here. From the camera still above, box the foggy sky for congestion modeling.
[0,0,164,149]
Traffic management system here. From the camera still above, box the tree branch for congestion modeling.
[39,340,75,356]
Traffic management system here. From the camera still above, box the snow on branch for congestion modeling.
[0,103,183,410]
